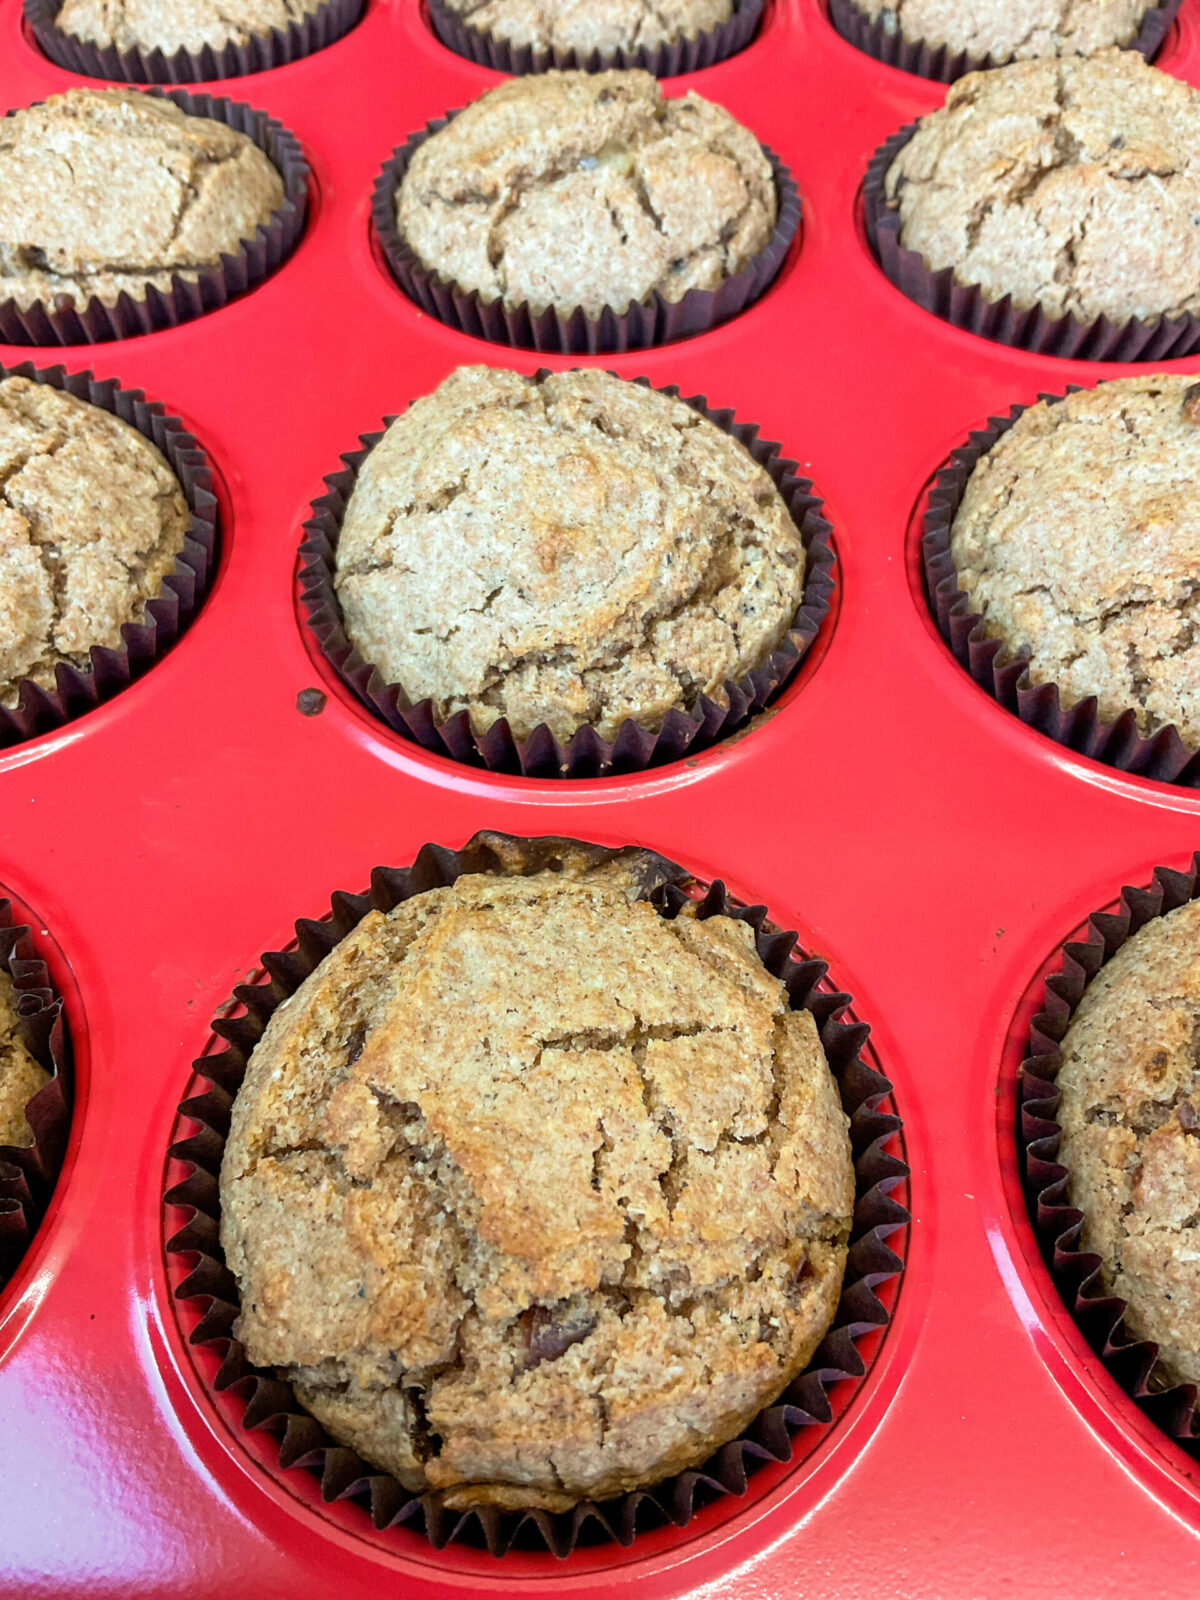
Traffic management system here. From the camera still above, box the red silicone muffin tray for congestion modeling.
[3,0,1200,1594]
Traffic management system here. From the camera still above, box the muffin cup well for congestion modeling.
[371,113,799,352]
[0,897,71,1291]
[298,378,835,779]
[0,362,219,749]
[23,0,363,82]
[165,829,909,1559]
[0,90,309,347]
[921,391,1200,788]
[863,124,1200,362]
[828,0,1182,84]
[1021,859,1200,1460]
[425,0,763,77]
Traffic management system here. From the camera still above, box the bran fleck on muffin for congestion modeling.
[1055,894,1200,1391]
[0,375,189,706]
[439,0,732,59]
[333,365,807,746]
[219,858,854,1511]
[0,88,284,315]
[395,70,776,320]
[846,0,1163,63]
[52,0,324,54]
[948,376,1200,749]
[883,50,1200,328]
[0,971,48,1149]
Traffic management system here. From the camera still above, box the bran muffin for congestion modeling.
[0,375,189,706]
[882,51,1200,328]
[845,0,1162,63]
[52,0,324,54]
[219,859,855,1510]
[395,70,776,319]
[438,0,732,59]
[948,376,1200,749]
[0,88,284,315]
[332,365,807,746]
[1055,895,1200,1391]
[0,971,48,1150]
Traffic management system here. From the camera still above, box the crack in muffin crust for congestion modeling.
[850,0,1156,60]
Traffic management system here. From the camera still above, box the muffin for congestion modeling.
[843,0,1163,64]
[437,0,733,59]
[947,376,1200,749]
[332,366,807,746]
[52,0,325,55]
[394,71,777,320]
[882,50,1200,328]
[0,375,190,706]
[0,971,48,1149]
[0,88,284,316]
[1055,894,1200,1390]
[219,857,855,1510]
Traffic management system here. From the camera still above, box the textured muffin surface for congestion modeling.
[220,860,854,1510]
[949,376,1200,748]
[883,51,1200,325]
[443,0,732,55]
[1056,896,1200,1390]
[851,0,1156,60]
[0,375,189,706]
[54,0,324,53]
[333,365,807,745]
[0,971,48,1149]
[0,88,284,312]
[396,70,776,317]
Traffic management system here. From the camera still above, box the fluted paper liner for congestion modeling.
[1021,859,1200,1459]
[864,123,1200,362]
[0,362,219,749]
[165,830,909,1558]
[371,111,800,352]
[298,378,835,778]
[0,89,308,346]
[0,898,71,1291]
[921,389,1200,787]
[426,0,763,76]
[829,0,1181,84]
[24,0,363,82]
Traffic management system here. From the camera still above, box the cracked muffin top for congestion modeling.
[949,376,1200,748]
[333,365,807,746]
[0,88,284,313]
[441,0,733,57]
[1056,895,1200,1391]
[395,70,776,318]
[0,971,48,1150]
[53,0,325,55]
[220,855,855,1510]
[883,50,1200,326]
[849,0,1159,62]
[0,375,189,706]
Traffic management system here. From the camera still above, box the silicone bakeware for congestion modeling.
[2,1,1200,1597]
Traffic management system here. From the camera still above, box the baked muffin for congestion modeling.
[0,89,284,314]
[52,0,324,54]
[0,971,48,1149]
[220,859,855,1510]
[395,71,776,318]
[0,376,189,705]
[846,0,1161,63]
[439,0,732,58]
[333,365,807,745]
[883,51,1200,327]
[1056,895,1200,1390]
[948,376,1200,748]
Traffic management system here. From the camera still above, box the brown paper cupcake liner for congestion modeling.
[0,90,308,347]
[1021,858,1200,1459]
[23,0,363,82]
[371,113,799,352]
[0,897,71,1291]
[425,0,763,76]
[921,389,1200,788]
[829,0,1181,84]
[298,377,835,778]
[0,362,219,749]
[164,829,909,1558]
[863,124,1200,362]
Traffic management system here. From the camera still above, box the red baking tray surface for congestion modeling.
[2,0,1200,1594]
